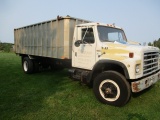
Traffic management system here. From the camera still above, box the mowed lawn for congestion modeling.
[0,53,160,120]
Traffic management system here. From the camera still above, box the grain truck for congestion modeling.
[14,15,160,106]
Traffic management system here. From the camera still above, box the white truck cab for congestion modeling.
[71,22,160,106]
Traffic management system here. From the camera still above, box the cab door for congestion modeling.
[72,26,96,70]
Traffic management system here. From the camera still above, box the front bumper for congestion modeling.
[131,70,160,92]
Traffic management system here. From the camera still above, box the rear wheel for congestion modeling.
[22,57,34,74]
[93,71,131,107]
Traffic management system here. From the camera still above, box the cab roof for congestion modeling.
[76,22,123,30]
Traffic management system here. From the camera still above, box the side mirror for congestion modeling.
[74,40,82,47]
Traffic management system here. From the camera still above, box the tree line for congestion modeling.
[148,38,160,48]
[0,41,14,52]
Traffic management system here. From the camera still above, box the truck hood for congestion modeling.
[99,41,159,60]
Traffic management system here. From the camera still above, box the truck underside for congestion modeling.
[20,54,71,74]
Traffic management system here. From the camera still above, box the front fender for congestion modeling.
[87,60,129,83]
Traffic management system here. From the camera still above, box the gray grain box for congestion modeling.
[14,16,90,59]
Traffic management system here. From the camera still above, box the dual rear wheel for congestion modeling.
[22,57,63,74]
[22,57,34,74]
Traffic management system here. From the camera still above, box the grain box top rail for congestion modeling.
[14,15,91,30]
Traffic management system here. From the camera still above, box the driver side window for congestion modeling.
[82,28,95,44]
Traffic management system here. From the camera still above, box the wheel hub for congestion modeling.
[23,61,28,72]
[105,88,112,94]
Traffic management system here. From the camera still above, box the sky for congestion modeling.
[0,0,160,44]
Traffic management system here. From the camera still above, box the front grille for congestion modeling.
[143,52,159,76]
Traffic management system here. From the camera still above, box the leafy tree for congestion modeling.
[0,41,4,51]
[148,42,152,46]
[148,38,160,49]
[0,42,13,52]
[153,38,160,48]
[4,44,11,52]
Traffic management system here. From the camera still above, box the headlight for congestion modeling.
[135,64,140,73]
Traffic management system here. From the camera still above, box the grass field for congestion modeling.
[0,53,160,120]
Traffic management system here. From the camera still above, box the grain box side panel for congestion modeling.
[14,16,91,58]
[34,25,37,55]
[46,21,52,57]
[14,29,18,53]
[23,28,27,54]
[68,19,77,59]
[37,24,42,56]
[34,24,42,56]
[21,28,25,54]
[33,26,36,55]
[57,19,64,59]
[17,29,21,53]
[29,27,32,54]
[14,30,16,52]
[51,20,57,58]
[42,22,51,57]
[31,26,35,55]
[39,24,43,56]
[63,18,70,59]
[26,27,30,54]
[28,27,31,54]
[41,23,46,56]
[31,26,34,54]
[18,29,21,53]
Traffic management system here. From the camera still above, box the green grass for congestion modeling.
[0,53,160,120]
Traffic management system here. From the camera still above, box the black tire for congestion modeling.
[22,57,34,74]
[93,71,131,107]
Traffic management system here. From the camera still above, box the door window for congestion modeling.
[82,28,95,44]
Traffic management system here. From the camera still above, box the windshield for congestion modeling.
[97,26,127,43]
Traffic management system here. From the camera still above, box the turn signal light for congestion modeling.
[129,52,134,58]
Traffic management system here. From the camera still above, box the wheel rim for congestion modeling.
[23,61,28,72]
[99,79,120,102]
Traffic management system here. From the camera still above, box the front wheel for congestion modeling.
[93,71,131,107]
